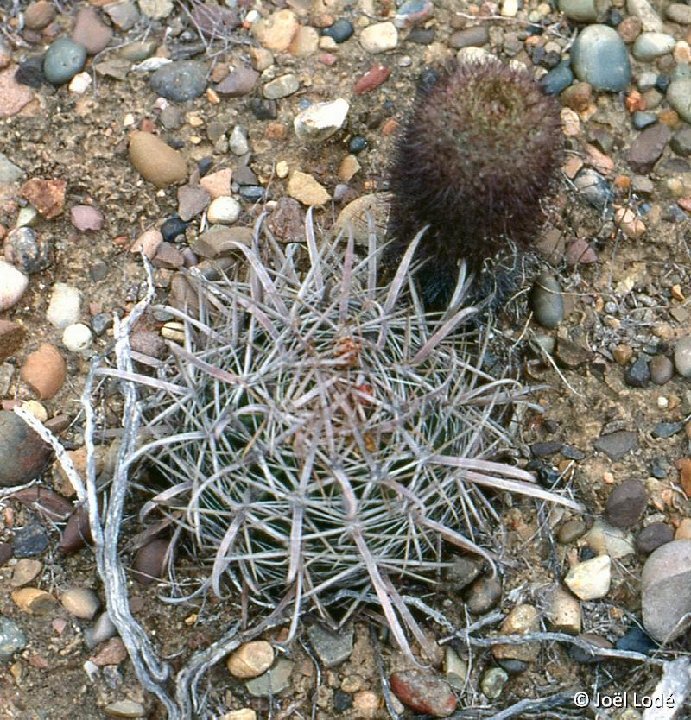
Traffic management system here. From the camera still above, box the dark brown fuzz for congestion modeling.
[385,59,563,308]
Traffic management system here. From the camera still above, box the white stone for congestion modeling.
[262,73,299,99]
[359,22,398,53]
[15,206,37,228]
[68,72,92,94]
[674,336,691,378]
[294,98,349,143]
[62,323,93,353]
[229,126,250,155]
[46,283,80,329]
[457,46,493,63]
[626,0,663,31]
[584,520,635,559]
[275,161,289,178]
[137,0,173,20]
[501,0,518,16]
[207,196,240,225]
[564,555,612,600]
[0,260,29,312]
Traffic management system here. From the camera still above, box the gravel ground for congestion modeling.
[0,0,690,718]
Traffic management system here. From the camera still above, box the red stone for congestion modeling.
[354,64,391,95]
[20,178,66,219]
[390,670,457,717]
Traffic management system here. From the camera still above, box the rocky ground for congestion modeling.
[0,0,690,718]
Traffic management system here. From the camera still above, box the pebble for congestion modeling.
[541,60,574,95]
[616,626,657,655]
[61,587,100,619]
[667,76,691,123]
[631,111,657,130]
[652,421,683,439]
[466,575,503,613]
[322,19,354,43]
[59,506,92,554]
[294,98,349,142]
[20,343,66,400]
[43,38,87,85]
[287,171,330,206]
[130,228,163,259]
[253,9,298,52]
[641,540,691,642]
[47,283,80,328]
[623,355,650,387]
[62,323,93,353]
[307,624,353,668]
[150,60,207,102]
[104,1,140,31]
[0,65,34,118]
[570,24,631,92]
[84,611,118,649]
[10,558,42,587]
[354,64,391,94]
[558,517,589,544]
[0,618,27,661]
[229,126,249,155]
[636,522,674,554]
[226,640,274,679]
[214,66,259,97]
[626,0,663,32]
[71,205,104,232]
[0,261,29,312]
[390,670,457,717]
[628,123,672,172]
[24,1,56,30]
[492,604,540,663]
[5,227,52,274]
[480,667,509,700]
[177,186,210,222]
[593,430,637,460]
[547,586,582,633]
[72,6,113,55]
[0,320,26,362]
[13,523,49,557]
[632,32,676,61]
[584,520,635,558]
[558,0,606,22]
[90,637,128,666]
[359,22,398,53]
[224,712,256,720]
[605,480,647,528]
[671,126,691,156]
[20,177,66,218]
[395,0,434,27]
[530,273,564,329]
[573,168,612,210]
[129,131,187,188]
[245,657,294,697]
[138,0,173,18]
[0,411,53,487]
[674,336,691,377]
[132,538,169,584]
[564,555,612,600]
[11,587,57,615]
[103,700,146,718]
[249,97,277,120]
[207,196,240,224]
[199,168,232,198]
[68,72,92,94]
[0,152,25,183]
[159,215,187,243]
[263,74,299,99]
[667,3,691,23]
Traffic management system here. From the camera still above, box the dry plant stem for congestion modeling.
[449,691,578,720]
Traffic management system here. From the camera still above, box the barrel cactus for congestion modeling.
[129,212,579,655]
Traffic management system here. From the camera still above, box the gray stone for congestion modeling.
[670,127,691,157]
[215,66,259,97]
[674,336,691,377]
[177,185,210,221]
[558,0,610,22]
[628,123,672,173]
[103,0,140,31]
[649,355,674,384]
[449,26,489,49]
[530,273,564,329]
[307,624,353,668]
[466,576,502,614]
[0,618,27,662]
[245,657,294,697]
[0,153,24,184]
[4,227,52,274]
[666,3,691,24]
[631,32,676,61]
[593,430,637,460]
[641,540,691,642]
[668,77,691,123]
[43,38,87,85]
[624,355,650,387]
[626,0,663,31]
[263,73,299,99]
[636,523,674,554]
[605,480,647,528]
[150,60,207,102]
[571,24,630,92]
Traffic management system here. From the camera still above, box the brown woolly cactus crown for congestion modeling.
[385,59,563,307]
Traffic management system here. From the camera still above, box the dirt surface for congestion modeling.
[0,0,690,719]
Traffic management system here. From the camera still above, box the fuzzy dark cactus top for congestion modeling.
[385,59,563,308]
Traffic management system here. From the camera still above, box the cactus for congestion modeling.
[385,58,563,308]
[131,212,580,656]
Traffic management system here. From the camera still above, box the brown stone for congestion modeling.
[72,6,113,54]
[0,411,53,487]
[24,1,56,29]
[0,320,26,361]
[128,131,187,188]
[90,637,128,666]
[20,343,67,399]
[20,178,67,218]
[0,67,34,118]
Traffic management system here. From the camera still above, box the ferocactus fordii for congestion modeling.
[385,58,563,307]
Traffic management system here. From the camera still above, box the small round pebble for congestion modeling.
[61,587,100,620]
[47,283,80,329]
[71,205,104,232]
[322,19,354,43]
[605,479,647,528]
[359,22,398,53]
[636,522,674,555]
[43,38,87,85]
[62,323,93,352]
[207,196,240,224]
[570,24,631,92]
[649,355,674,384]
[161,215,188,242]
[149,60,207,102]
[530,273,564,329]
[465,575,502,614]
[632,32,676,61]
[20,343,67,400]
[0,260,29,311]
[674,336,691,377]
[226,640,275,679]
[667,77,691,123]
